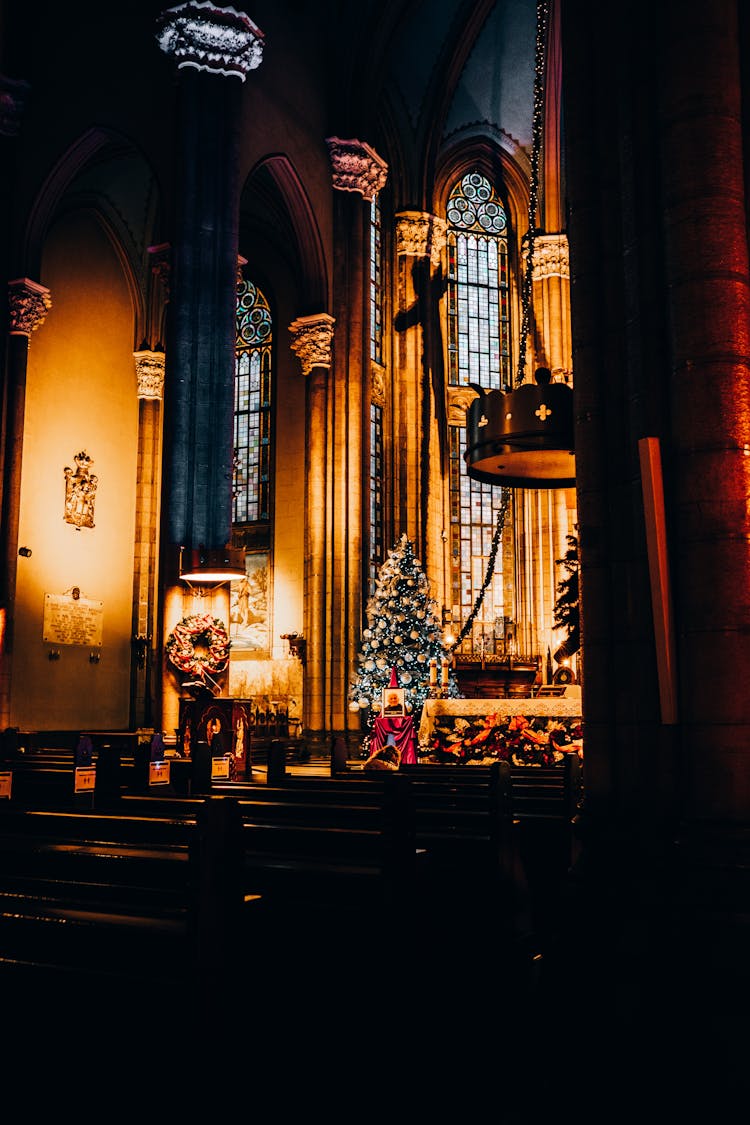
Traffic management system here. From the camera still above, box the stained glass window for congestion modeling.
[369,401,383,595]
[370,194,383,364]
[369,194,384,593]
[447,172,511,653]
[447,172,510,390]
[233,278,272,525]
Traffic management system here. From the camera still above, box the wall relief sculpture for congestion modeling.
[63,450,98,529]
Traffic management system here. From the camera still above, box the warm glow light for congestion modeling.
[179,547,245,583]
[180,567,245,582]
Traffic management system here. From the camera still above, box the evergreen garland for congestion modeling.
[553,532,580,657]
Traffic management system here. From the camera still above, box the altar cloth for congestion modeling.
[371,715,418,764]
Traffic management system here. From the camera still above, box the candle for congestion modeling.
[441,657,449,686]
[429,658,437,686]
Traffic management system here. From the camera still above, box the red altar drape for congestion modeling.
[371,715,417,764]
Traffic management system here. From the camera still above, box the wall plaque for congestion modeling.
[43,593,103,646]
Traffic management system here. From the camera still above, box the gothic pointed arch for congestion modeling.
[242,154,328,312]
[21,127,162,347]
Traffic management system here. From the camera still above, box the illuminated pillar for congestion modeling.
[394,211,448,596]
[289,314,335,745]
[131,349,165,729]
[0,279,52,726]
[326,138,388,744]
[521,233,577,672]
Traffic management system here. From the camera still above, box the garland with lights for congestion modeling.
[165,613,231,680]
[452,0,548,653]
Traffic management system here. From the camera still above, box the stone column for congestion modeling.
[0,75,30,321]
[393,211,448,598]
[289,314,335,747]
[659,0,750,822]
[326,138,388,745]
[563,0,750,824]
[518,234,576,672]
[156,3,263,736]
[0,279,52,725]
[131,349,165,729]
[156,2,263,565]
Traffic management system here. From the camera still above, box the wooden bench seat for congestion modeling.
[0,798,259,988]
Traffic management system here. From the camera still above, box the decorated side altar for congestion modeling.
[418,688,583,767]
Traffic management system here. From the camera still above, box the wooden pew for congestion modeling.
[238,773,421,922]
[0,796,258,994]
[0,743,127,808]
[219,763,523,942]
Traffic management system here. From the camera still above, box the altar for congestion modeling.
[418,687,582,766]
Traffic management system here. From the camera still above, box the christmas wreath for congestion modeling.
[165,613,231,680]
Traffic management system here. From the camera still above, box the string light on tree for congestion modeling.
[349,534,460,720]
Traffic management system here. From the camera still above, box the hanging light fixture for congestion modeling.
[464,366,575,487]
[464,0,575,490]
[179,545,246,583]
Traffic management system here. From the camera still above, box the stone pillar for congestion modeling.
[517,234,576,672]
[531,234,572,385]
[131,349,165,729]
[289,314,335,746]
[326,138,388,745]
[156,3,263,564]
[563,0,750,824]
[393,211,448,598]
[156,4,263,734]
[0,279,52,725]
[659,0,750,822]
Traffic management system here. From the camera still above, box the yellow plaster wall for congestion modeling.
[12,211,139,730]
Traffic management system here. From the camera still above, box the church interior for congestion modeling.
[0,0,748,1113]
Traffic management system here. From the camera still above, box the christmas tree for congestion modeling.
[348,534,461,721]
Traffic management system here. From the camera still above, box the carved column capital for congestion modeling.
[156,2,264,80]
[0,74,30,137]
[526,232,570,280]
[134,350,166,400]
[447,385,479,425]
[288,313,336,376]
[8,278,52,336]
[395,211,447,266]
[325,137,388,202]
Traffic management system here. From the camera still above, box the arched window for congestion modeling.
[447,171,511,653]
[233,278,272,529]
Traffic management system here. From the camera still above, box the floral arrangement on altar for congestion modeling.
[422,711,583,767]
